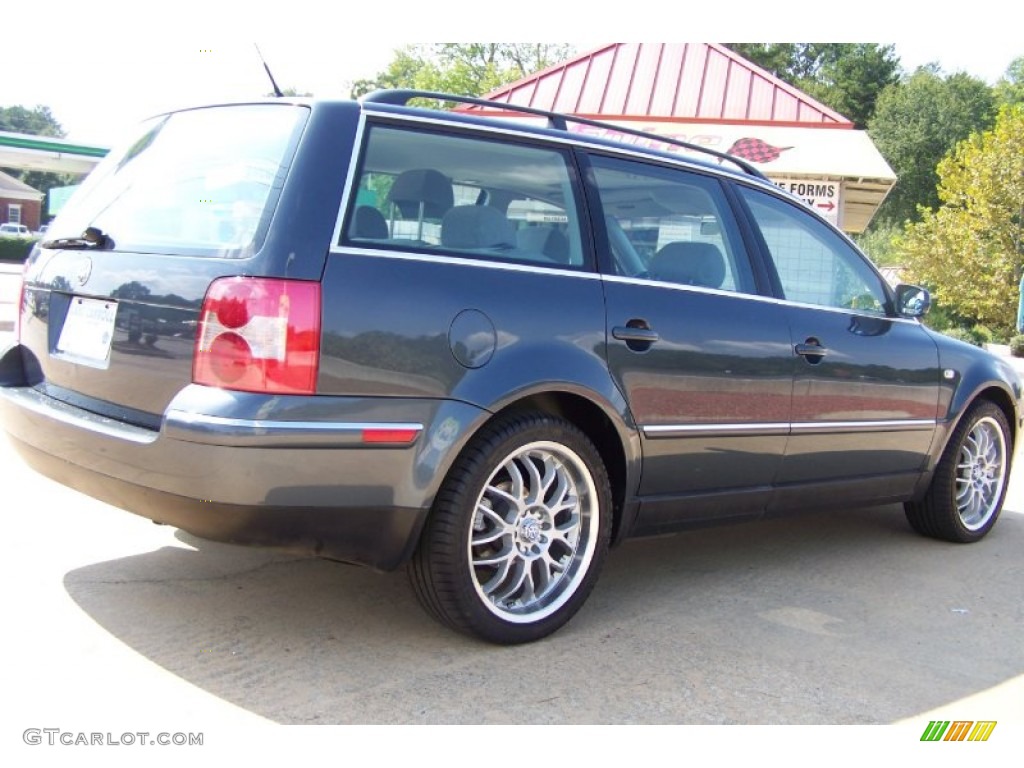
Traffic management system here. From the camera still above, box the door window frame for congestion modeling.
[730,181,898,317]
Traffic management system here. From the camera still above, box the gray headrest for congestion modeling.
[387,169,454,219]
[352,205,388,238]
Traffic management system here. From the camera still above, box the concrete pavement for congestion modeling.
[0,261,20,333]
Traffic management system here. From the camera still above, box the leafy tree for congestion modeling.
[869,66,996,226]
[0,105,74,200]
[350,44,575,102]
[995,56,1024,107]
[894,104,1024,331]
[264,88,313,97]
[0,105,63,137]
[724,43,899,127]
[724,43,798,80]
[853,220,903,267]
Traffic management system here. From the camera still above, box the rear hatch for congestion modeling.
[17,103,311,426]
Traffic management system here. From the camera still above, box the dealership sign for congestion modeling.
[770,177,842,228]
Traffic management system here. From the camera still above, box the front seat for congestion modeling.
[649,242,726,289]
[441,206,516,250]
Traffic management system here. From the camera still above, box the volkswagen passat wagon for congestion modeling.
[1,91,1020,644]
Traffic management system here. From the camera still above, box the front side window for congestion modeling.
[343,125,585,268]
[739,186,889,314]
[588,154,757,295]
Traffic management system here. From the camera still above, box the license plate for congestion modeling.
[55,296,118,368]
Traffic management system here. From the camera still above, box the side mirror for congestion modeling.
[895,284,931,318]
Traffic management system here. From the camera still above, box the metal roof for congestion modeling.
[0,169,43,200]
[470,43,853,127]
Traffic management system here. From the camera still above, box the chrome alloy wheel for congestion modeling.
[468,441,599,623]
[955,416,1007,531]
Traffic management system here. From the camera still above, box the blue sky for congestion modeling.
[2,1,1019,143]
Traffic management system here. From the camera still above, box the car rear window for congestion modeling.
[47,104,308,258]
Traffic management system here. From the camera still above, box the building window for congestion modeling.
[7,204,21,224]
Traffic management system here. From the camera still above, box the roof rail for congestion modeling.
[360,89,768,181]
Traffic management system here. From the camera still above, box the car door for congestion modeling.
[735,185,941,509]
[583,153,795,532]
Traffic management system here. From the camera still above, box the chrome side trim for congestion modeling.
[328,245,603,280]
[602,275,924,325]
[163,411,424,448]
[789,419,936,435]
[330,111,369,250]
[0,385,157,444]
[643,419,936,439]
[643,423,789,438]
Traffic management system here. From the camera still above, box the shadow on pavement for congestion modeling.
[63,504,1024,724]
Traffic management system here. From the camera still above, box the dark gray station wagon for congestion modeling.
[1,91,1020,643]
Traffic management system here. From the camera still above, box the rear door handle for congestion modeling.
[795,340,827,359]
[612,326,660,343]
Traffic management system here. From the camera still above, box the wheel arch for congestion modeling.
[915,381,1020,501]
[480,388,641,546]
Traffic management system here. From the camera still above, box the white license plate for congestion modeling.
[55,296,118,368]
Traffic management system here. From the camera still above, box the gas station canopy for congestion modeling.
[0,131,107,175]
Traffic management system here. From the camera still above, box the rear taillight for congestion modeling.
[193,277,321,395]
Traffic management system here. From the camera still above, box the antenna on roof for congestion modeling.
[254,44,283,98]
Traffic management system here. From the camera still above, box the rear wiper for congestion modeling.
[41,226,113,250]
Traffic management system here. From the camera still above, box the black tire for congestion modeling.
[905,401,1011,543]
[410,411,612,644]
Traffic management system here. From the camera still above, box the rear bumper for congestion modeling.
[0,343,486,570]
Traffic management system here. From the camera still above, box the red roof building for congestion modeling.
[463,43,895,232]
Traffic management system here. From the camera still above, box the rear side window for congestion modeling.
[739,186,889,314]
[48,104,308,258]
[588,154,757,295]
[343,125,586,269]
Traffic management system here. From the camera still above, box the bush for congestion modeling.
[971,324,994,346]
[1010,335,1024,357]
[942,327,983,346]
[0,237,36,263]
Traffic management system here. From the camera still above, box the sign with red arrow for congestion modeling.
[768,177,842,228]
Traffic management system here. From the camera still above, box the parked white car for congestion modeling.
[0,223,33,238]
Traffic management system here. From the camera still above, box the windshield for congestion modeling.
[47,104,308,258]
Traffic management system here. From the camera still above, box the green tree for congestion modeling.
[350,44,575,102]
[0,104,63,137]
[264,87,313,97]
[724,43,798,80]
[869,66,996,226]
[724,43,899,127]
[894,104,1024,331]
[0,105,73,198]
[995,56,1024,107]
[853,220,903,267]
